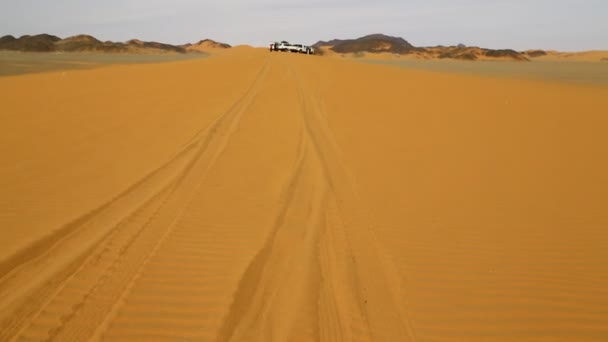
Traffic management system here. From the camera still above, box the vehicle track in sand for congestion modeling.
[1,53,416,342]
[214,58,415,341]
[3,50,608,342]
[1,59,270,342]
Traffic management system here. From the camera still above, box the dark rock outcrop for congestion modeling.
[314,34,529,61]
[524,50,548,58]
[485,49,527,60]
[0,34,197,54]
[0,34,61,52]
[133,40,186,53]
[437,48,479,61]
[435,47,529,61]
[55,35,128,52]
[314,34,416,54]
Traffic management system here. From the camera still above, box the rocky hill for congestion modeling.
[314,34,416,54]
[126,39,187,53]
[0,34,230,54]
[314,34,532,61]
[0,34,61,52]
[425,46,529,61]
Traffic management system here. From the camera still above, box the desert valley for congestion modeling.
[1,31,608,341]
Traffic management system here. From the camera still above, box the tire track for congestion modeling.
[3,59,270,342]
[0,61,264,336]
[215,126,309,341]
[99,56,316,341]
[216,134,331,341]
[8,182,175,342]
[0,141,198,341]
[215,57,389,341]
[289,61,416,341]
[84,59,270,342]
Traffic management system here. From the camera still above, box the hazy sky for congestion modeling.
[1,0,607,51]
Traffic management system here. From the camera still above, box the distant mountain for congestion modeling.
[314,34,531,61]
[314,34,416,54]
[56,35,134,53]
[0,34,230,54]
[428,46,529,61]
[0,34,61,52]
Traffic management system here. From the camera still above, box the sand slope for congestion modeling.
[537,50,608,62]
[1,50,607,341]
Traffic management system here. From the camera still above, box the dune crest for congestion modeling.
[183,39,232,53]
[533,50,608,62]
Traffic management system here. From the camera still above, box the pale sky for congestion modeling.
[1,0,607,51]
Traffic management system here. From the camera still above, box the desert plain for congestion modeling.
[1,46,608,342]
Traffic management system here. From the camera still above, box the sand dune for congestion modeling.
[1,48,607,341]
[536,50,608,62]
[183,39,231,53]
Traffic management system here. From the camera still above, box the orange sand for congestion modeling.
[536,50,608,62]
[1,48,607,341]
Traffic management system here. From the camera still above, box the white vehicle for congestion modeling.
[270,41,290,52]
[270,41,314,54]
[287,44,315,54]
[286,44,303,53]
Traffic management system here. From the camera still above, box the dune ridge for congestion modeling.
[183,39,232,53]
